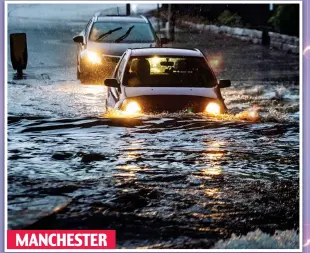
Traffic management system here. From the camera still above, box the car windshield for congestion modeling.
[89,22,155,43]
[124,56,217,88]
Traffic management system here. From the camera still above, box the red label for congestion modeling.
[7,230,116,249]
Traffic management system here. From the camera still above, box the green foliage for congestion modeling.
[269,4,299,36]
[217,10,243,27]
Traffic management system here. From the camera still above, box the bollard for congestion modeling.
[126,4,130,16]
[262,29,270,46]
[10,33,28,79]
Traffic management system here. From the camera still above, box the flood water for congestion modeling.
[7,4,300,249]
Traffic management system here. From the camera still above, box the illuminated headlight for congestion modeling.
[87,50,101,64]
[125,101,141,114]
[205,102,221,115]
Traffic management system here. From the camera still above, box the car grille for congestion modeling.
[131,95,214,113]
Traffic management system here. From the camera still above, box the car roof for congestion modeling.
[95,15,148,23]
[129,48,204,57]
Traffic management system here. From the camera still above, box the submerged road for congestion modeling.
[7,4,299,249]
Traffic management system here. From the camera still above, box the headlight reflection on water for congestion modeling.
[207,152,224,160]
[202,167,223,176]
[205,188,221,198]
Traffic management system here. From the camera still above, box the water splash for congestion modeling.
[101,108,142,118]
[100,105,293,124]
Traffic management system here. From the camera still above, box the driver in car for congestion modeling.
[128,58,151,87]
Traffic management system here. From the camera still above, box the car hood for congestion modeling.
[87,41,156,57]
[123,87,218,99]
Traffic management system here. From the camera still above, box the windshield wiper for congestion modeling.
[114,26,135,43]
[95,27,122,42]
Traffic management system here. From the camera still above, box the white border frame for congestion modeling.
[4,1,303,252]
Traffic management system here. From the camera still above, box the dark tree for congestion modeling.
[269,4,299,36]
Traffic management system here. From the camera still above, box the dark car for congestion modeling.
[104,48,231,114]
[73,13,168,83]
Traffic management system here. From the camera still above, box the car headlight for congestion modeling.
[205,102,221,115]
[125,101,141,114]
[87,50,101,64]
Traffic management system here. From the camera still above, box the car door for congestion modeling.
[107,52,128,108]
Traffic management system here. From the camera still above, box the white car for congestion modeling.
[104,48,231,114]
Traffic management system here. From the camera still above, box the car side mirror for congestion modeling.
[160,37,170,45]
[104,78,120,88]
[73,35,84,44]
[218,79,231,88]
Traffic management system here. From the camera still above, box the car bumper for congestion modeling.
[119,95,227,113]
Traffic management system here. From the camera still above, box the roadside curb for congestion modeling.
[179,20,299,54]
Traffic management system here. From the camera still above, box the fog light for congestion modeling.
[125,101,141,114]
[87,50,101,64]
[206,102,221,115]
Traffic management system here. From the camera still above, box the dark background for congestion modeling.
[161,4,299,36]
